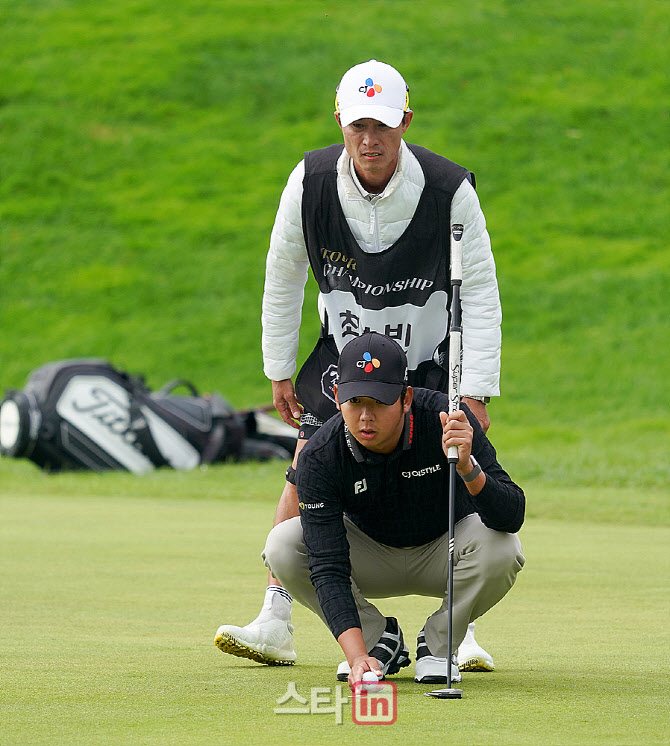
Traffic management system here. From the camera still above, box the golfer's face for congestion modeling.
[339,394,410,455]
[339,114,412,191]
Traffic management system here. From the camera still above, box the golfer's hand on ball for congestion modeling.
[349,656,383,691]
[439,410,473,473]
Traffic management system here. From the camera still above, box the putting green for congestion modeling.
[1,492,668,745]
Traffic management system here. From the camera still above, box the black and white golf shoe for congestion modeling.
[336,616,411,681]
[414,628,462,684]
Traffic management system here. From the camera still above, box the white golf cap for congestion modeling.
[335,59,410,128]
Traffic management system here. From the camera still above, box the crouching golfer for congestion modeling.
[262,332,525,689]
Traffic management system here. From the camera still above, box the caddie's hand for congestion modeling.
[440,410,473,473]
[271,379,303,429]
[461,397,490,433]
[348,655,383,692]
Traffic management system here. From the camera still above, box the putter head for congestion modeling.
[425,688,463,699]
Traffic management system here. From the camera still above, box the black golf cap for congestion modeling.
[337,332,408,405]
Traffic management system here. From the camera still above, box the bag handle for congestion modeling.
[157,379,199,397]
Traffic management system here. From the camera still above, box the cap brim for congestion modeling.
[337,381,404,405]
[339,105,404,128]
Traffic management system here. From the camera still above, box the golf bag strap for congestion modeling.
[200,421,226,464]
[128,397,169,468]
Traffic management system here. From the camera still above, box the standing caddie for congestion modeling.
[262,333,525,688]
[216,59,502,672]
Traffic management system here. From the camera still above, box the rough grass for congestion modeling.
[1,0,668,485]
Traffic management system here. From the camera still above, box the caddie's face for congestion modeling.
[336,113,413,193]
[335,387,413,455]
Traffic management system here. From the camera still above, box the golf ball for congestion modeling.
[361,671,383,692]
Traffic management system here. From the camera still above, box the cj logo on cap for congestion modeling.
[359,77,382,98]
[357,352,381,373]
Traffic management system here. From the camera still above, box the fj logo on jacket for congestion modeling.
[354,479,368,494]
[402,464,442,478]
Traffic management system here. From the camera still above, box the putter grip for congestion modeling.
[448,224,464,466]
[447,327,461,465]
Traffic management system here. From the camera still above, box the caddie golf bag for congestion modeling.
[0,359,296,473]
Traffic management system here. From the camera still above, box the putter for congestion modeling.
[425,223,464,700]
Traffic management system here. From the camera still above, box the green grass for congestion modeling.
[1,2,669,743]
[2,458,669,528]
[1,468,669,745]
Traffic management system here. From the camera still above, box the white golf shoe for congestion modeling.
[336,660,352,681]
[215,618,297,666]
[457,622,495,672]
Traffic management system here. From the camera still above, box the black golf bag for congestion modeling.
[0,359,296,473]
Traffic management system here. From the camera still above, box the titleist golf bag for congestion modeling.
[0,359,296,473]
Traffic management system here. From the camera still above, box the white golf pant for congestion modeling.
[262,513,525,655]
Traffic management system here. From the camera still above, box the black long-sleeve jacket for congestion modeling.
[295,388,525,640]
